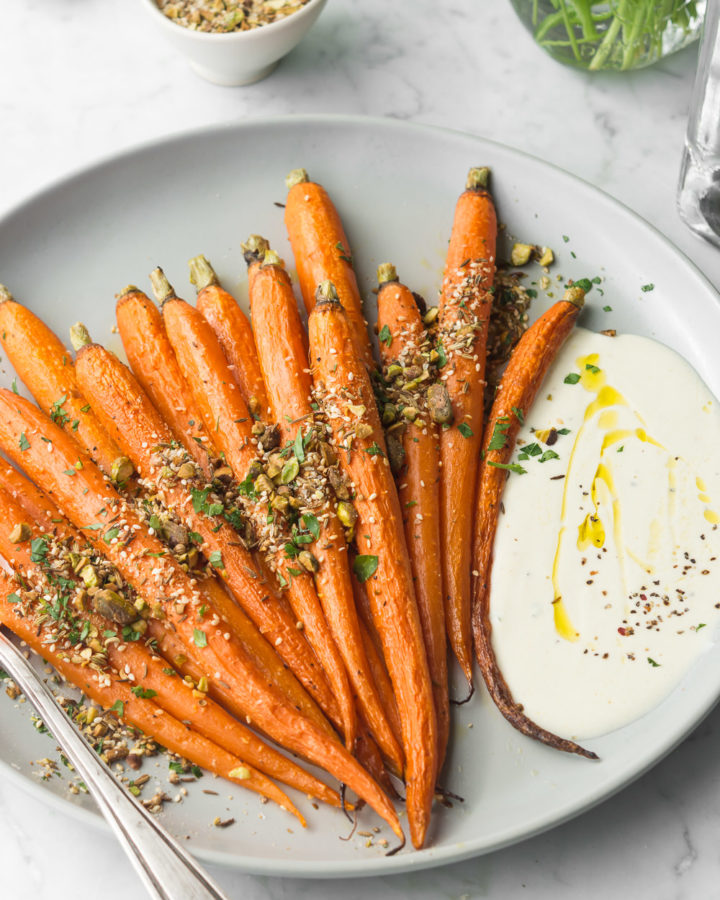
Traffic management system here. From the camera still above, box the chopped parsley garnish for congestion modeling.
[603,305,612,312]
[365,442,385,457]
[293,428,306,463]
[49,395,69,427]
[641,283,655,292]
[353,554,379,583]
[457,423,474,439]
[110,700,125,717]
[103,527,120,543]
[131,686,158,699]
[30,536,49,564]
[7,592,21,604]
[518,442,542,460]
[208,551,223,569]
[511,406,524,425]
[11,378,19,395]
[539,449,560,463]
[487,417,510,451]
[585,363,600,374]
[647,657,660,667]
[378,324,392,347]
[564,372,581,385]
[487,461,527,475]
[19,432,30,451]
[301,513,320,541]
[435,341,448,368]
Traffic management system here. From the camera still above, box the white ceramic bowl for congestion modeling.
[140,0,328,86]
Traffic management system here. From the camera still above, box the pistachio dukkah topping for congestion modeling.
[4,529,150,680]
[156,0,310,33]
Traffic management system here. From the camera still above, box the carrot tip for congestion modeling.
[241,234,270,267]
[117,285,141,300]
[563,285,587,308]
[0,284,13,304]
[188,254,218,292]
[262,249,283,268]
[69,322,92,351]
[149,266,176,306]
[315,280,340,306]
[466,166,490,191]
[376,263,398,287]
[285,167,309,189]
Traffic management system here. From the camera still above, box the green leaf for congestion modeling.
[131,686,157,699]
[647,657,660,667]
[539,449,559,463]
[293,429,305,463]
[557,428,571,435]
[19,432,30,452]
[110,700,125,717]
[365,442,385,457]
[641,283,654,292]
[301,513,320,541]
[435,341,448,368]
[190,488,210,514]
[379,324,392,347]
[193,628,208,648]
[30,537,48,564]
[585,363,600,374]
[353,554,379,583]
[457,423,474,439]
[603,305,612,312]
[208,551,223,569]
[11,378,19,395]
[564,372,580,385]
[511,406,524,425]
[487,417,509,451]
[487,461,527,475]
[103,527,120,544]
[7,592,21,604]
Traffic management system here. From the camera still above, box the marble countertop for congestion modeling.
[2,0,720,897]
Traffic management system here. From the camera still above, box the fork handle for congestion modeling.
[0,632,229,900]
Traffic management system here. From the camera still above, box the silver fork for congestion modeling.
[0,628,230,900]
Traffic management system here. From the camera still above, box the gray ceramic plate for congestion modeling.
[1,115,719,877]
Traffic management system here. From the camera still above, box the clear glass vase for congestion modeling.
[508,0,705,71]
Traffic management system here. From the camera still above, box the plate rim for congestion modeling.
[1,112,719,878]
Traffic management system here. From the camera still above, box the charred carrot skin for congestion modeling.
[73,339,340,737]
[247,249,404,775]
[0,565,304,818]
[376,268,450,766]
[284,169,375,370]
[437,167,497,686]
[471,288,597,760]
[190,254,270,422]
[115,288,212,475]
[0,288,124,475]
[0,391,403,837]
[309,285,437,850]
[158,285,356,747]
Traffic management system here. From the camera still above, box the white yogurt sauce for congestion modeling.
[489,326,720,739]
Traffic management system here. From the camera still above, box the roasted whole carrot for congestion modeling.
[0,287,126,477]
[0,495,337,810]
[115,286,213,475]
[0,390,404,838]
[0,570,305,819]
[376,264,450,766]
[284,169,375,370]
[72,334,342,737]
[437,167,498,687]
[0,464,342,805]
[308,282,437,850]
[190,254,269,421]
[246,244,404,775]
[471,286,596,760]
[154,271,357,749]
